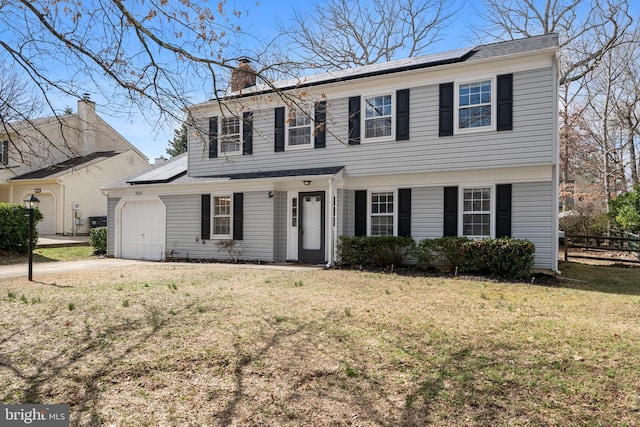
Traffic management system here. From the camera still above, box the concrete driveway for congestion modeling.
[0,258,146,279]
[0,258,322,280]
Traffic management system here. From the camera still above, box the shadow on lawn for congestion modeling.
[0,302,182,425]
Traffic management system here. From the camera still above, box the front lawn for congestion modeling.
[0,246,95,266]
[0,264,638,425]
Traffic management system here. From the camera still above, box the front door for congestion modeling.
[298,191,325,263]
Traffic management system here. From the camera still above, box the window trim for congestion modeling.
[219,116,243,156]
[459,185,494,239]
[362,92,395,142]
[285,105,314,150]
[0,140,8,166]
[367,189,397,236]
[211,194,233,239]
[454,76,496,134]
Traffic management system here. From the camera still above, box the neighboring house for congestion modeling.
[0,96,150,235]
[103,34,560,270]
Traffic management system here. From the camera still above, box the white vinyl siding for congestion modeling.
[188,67,554,179]
[512,181,554,269]
[162,192,273,261]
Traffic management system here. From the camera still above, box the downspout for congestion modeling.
[61,180,66,236]
[326,177,334,268]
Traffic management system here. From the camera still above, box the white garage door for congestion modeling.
[36,193,56,235]
[120,199,165,261]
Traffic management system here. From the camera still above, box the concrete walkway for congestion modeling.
[0,258,322,280]
[37,235,90,248]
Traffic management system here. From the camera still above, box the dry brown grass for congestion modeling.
[1,263,639,426]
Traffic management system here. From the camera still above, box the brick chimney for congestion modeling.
[230,58,256,92]
[77,93,96,156]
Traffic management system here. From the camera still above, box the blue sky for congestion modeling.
[51,0,479,161]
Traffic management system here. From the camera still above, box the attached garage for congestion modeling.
[117,197,166,261]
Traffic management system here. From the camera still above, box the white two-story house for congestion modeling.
[104,34,560,270]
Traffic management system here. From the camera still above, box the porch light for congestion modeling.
[303,180,311,186]
[24,194,40,281]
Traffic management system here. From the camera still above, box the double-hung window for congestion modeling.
[287,107,312,148]
[0,140,8,165]
[462,187,491,238]
[213,195,232,238]
[220,117,241,154]
[370,191,395,236]
[364,94,393,140]
[457,79,493,131]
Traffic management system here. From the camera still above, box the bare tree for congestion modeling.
[478,0,633,85]
[0,1,296,158]
[277,0,456,71]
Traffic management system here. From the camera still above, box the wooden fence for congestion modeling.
[563,233,640,264]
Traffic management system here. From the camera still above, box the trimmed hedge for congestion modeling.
[0,203,43,253]
[90,226,107,254]
[413,237,535,280]
[412,237,470,270]
[337,235,413,267]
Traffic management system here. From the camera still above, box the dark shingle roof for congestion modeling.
[202,166,344,180]
[10,151,120,180]
[207,34,558,101]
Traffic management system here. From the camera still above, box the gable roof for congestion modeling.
[10,151,121,180]
[206,34,559,102]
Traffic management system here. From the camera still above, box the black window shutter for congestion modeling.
[314,101,326,149]
[242,112,253,155]
[208,117,218,158]
[443,186,458,237]
[274,107,285,152]
[348,96,361,145]
[396,89,410,141]
[497,74,513,131]
[201,194,211,240]
[439,83,454,137]
[233,192,244,240]
[354,190,367,236]
[495,184,512,237]
[398,188,411,237]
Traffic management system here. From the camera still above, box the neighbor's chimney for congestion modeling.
[154,156,167,165]
[77,93,96,156]
[230,58,256,92]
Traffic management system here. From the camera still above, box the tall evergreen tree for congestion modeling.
[166,122,187,157]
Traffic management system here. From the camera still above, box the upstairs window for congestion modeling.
[220,117,241,154]
[0,140,7,165]
[287,107,313,149]
[462,187,491,238]
[457,79,493,130]
[364,94,393,140]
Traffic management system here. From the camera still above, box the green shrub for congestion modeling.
[412,237,470,270]
[337,235,414,268]
[459,238,535,280]
[0,203,43,253]
[89,226,107,254]
[413,237,535,280]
